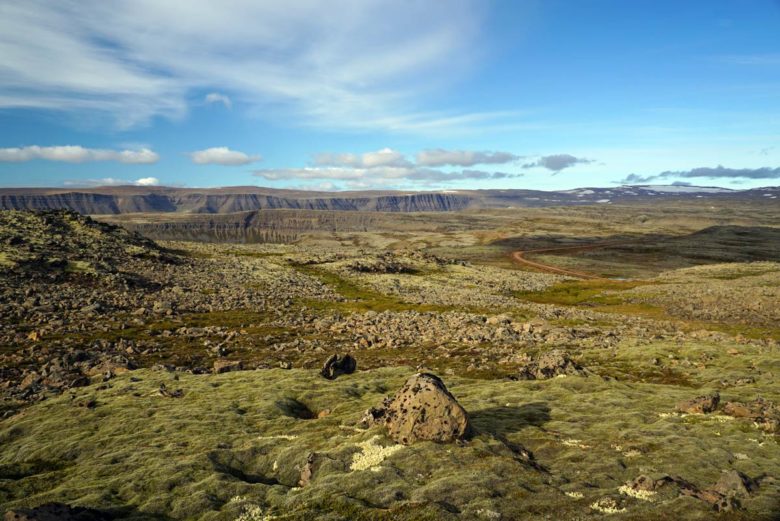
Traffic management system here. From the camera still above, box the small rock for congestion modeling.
[676,392,720,414]
[712,470,758,498]
[213,360,242,374]
[298,452,320,487]
[320,353,357,380]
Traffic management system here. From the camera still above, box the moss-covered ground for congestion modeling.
[2,365,778,520]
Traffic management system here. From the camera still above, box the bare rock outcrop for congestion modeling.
[515,349,586,380]
[362,373,472,445]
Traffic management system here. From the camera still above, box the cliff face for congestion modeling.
[108,210,404,243]
[0,191,474,214]
[0,193,122,214]
[2,185,776,215]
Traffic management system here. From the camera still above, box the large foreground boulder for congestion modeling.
[362,373,472,445]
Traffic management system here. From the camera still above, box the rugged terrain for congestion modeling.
[1,203,779,520]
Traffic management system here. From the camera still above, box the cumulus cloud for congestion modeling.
[619,165,780,184]
[253,166,519,184]
[522,154,594,172]
[0,1,495,132]
[190,147,260,165]
[406,169,520,181]
[204,92,232,109]
[134,177,160,186]
[416,149,519,167]
[0,145,159,164]
[313,148,411,168]
[254,166,410,181]
[63,176,161,187]
[254,146,526,188]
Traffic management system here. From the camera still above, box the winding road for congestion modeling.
[511,242,628,279]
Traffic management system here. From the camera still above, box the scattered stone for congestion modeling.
[320,353,357,380]
[676,392,720,414]
[722,397,779,433]
[364,373,472,445]
[624,472,752,512]
[298,452,319,487]
[514,349,586,380]
[76,398,97,409]
[158,383,184,398]
[712,470,758,498]
[213,360,242,374]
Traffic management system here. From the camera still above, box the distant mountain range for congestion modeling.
[0,185,777,215]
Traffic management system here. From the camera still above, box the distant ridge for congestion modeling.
[0,185,776,215]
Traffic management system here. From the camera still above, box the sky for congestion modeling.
[0,0,779,191]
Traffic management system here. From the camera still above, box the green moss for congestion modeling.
[1,367,777,520]
[64,260,96,274]
[291,264,478,315]
[514,279,657,307]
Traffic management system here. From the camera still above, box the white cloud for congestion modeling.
[416,149,519,167]
[313,148,411,168]
[0,1,496,132]
[63,176,161,187]
[204,92,231,109]
[190,146,260,165]
[0,145,159,164]
[255,166,410,181]
[134,176,160,186]
[253,165,517,184]
[255,146,524,188]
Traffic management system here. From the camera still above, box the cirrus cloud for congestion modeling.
[204,92,232,109]
[0,145,159,164]
[0,1,493,132]
[190,146,260,165]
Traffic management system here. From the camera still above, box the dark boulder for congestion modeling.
[320,353,356,380]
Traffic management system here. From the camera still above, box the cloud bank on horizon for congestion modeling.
[0,1,778,190]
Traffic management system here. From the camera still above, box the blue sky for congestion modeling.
[1,0,779,191]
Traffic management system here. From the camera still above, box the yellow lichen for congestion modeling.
[618,484,655,501]
[562,438,591,449]
[350,435,403,471]
[590,497,626,514]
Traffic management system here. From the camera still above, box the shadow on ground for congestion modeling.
[470,402,551,436]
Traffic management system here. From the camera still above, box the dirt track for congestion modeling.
[511,242,627,279]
